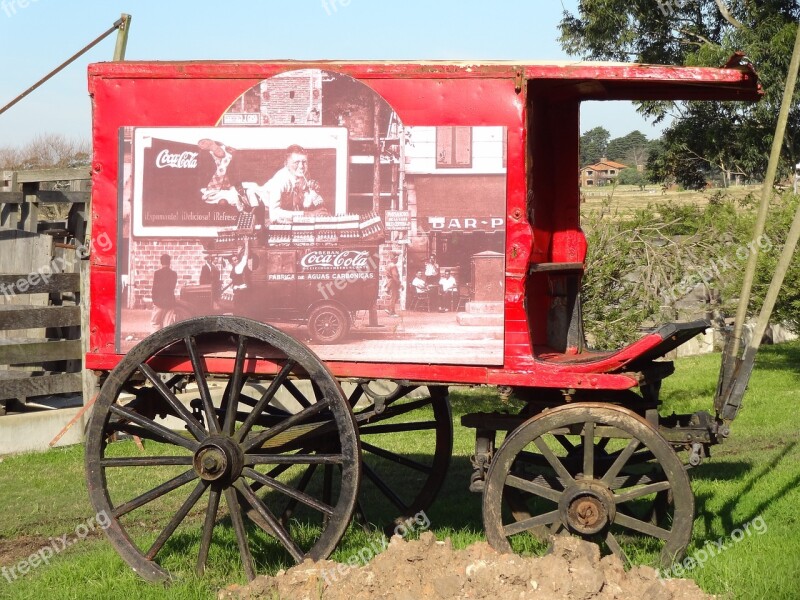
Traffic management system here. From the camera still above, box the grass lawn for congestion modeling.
[0,341,798,599]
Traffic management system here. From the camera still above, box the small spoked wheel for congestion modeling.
[483,403,694,569]
[347,381,452,527]
[85,316,360,583]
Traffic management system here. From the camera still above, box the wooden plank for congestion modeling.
[13,168,91,183]
[21,183,38,233]
[0,230,53,341]
[0,192,24,204]
[0,372,83,400]
[0,339,82,364]
[0,273,80,295]
[0,306,80,331]
[35,191,91,204]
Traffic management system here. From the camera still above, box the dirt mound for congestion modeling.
[218,533,711,600]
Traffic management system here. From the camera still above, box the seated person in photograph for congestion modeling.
[439,269,458,312]
[412,271,428,294]
[245,144,328,222]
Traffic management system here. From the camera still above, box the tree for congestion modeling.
[606,130,651,167]
[0,134,90,171]
[559,2,800,185]
[617,167,647,189]
[580,126,610,167]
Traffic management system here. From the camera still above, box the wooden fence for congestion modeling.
[0,167,91,415]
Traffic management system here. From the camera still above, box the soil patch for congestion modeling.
[219,533,711,600]
[0,535,50,567]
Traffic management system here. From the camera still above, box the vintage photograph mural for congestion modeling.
[117,69,507,365]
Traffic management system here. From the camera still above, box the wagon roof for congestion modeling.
[88,58,761,101]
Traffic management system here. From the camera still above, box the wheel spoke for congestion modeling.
[605,531,631,568]
[100,456,193,467]
[281,464,318,523]
[614,512,671,540]
[235,480,305,563]
[347,384,364,407]
[138,363,207,441]
[197,486,221,576]
[113,469,198,517]
[224,487,256,581]
[282,379,313,409]
[533,437,575,486]
[614,480,671,504]
[583,421,595,479]
[235,360,296,442]
[359,421,438,435]
[223,335,249,436]
[503,509,560,536]
[245,453,343,465]
[505,474,562,503]
[243,467,334,516]
[362,462,408,512]
[146,480,209,560]
[185,335,220,434]
[354,397,433,424]
[361,441,432,473]
[242,399,331,452]
[601,439,641,486]
[109,404,199,451]
[554,435,575,452]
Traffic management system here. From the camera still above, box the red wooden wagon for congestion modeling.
[83,58,761,582]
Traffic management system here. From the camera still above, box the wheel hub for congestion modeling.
[193,436,244,484]
[559,480,616,535]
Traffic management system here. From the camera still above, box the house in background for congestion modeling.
[580,158,627,186]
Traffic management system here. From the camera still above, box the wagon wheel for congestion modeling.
[348,381,452,528]
[483,403,694,569]
[85,316,360,583]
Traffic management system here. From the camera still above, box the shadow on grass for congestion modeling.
[691,441,798,541]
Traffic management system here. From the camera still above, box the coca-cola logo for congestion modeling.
[155,149,199,169]
[300,250,371,270]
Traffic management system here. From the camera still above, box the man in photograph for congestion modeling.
[384,252,401,317]
[151,253,178,328]
[199,250,221,308]
[247,145,327,221]
[439,269,458,312]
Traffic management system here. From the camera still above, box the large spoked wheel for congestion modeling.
[483,403,694,569]
[85,316,360,583]
[347,381,452,526]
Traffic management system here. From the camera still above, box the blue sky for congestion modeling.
[0,0,667,147]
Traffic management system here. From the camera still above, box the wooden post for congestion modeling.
[20,181,39,233]
[113,14,132,61]
[80,177,97,422]
[1,171,18,228]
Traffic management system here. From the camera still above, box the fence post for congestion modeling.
[1,171,19,228]
[80,179,97,420]
[20,180,39,233]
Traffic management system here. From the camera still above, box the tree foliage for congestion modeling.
[560,1,800,187]
[606,130,651,167]
[0,134,90,171]
[580,126,611,166]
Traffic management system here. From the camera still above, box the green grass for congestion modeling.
[1,342,799,599]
